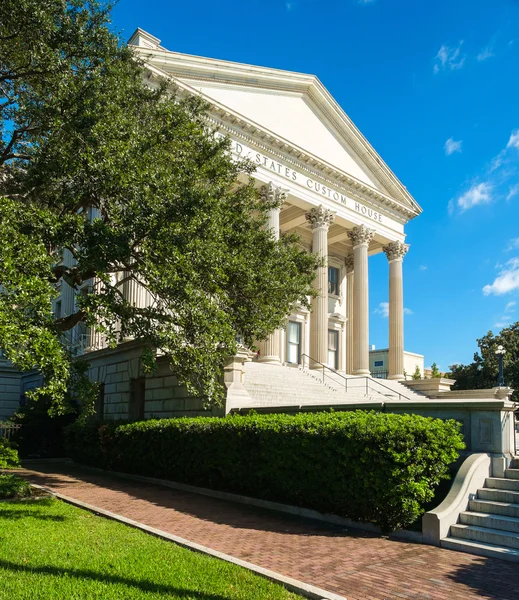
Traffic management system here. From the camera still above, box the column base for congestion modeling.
[389,374,405,381]
[258,356,282,365]
[353,369,371,376]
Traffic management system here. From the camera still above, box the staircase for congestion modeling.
[241,362,426,409]
[442,458,519,562]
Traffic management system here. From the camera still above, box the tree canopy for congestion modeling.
[0,0,318,412]
[447,323,519,401]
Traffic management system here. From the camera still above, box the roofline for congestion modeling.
[129,28,422,216]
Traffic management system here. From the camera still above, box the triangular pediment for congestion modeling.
[179,81,380,190]
[128,29,421,217]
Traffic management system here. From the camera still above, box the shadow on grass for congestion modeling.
[0,508,67,521]
[0,557,248,599]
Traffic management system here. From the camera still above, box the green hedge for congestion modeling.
[65,411,464,532]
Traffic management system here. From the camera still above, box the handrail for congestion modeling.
[300,353,412,402]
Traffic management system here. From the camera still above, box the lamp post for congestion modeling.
[495,345,506,387]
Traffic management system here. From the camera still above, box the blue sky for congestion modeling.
[111,0,519,370]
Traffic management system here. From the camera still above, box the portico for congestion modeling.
[124,28,423,380]
[255,179,411,377]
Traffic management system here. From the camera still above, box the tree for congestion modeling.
[412,365,421,380]
[0,0,318,412]
[447,323,519,401]
[430,362,441,378]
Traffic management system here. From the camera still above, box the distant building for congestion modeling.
[369,347,424,380]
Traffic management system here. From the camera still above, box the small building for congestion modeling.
[369,347,424,380]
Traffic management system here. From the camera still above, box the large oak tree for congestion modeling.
[0,0,318,412]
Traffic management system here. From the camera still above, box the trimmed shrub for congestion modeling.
[65,411,464,532]
[0,473,32,499]
[0,438,20,469]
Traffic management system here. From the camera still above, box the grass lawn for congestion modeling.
[0,498,301,600]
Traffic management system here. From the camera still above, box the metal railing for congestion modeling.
[0,423,21,440]
[300,354,412,402]
[372,370,389,379]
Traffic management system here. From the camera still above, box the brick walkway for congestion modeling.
[16,462,519,600]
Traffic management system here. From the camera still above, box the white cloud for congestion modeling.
[285,1,294,9]
[374,302,412,317]
[444,137,463,156]
[507,130,519,150]
[507,238,519,251]
[506,301,516,312]
[359,0,376,3]
[374,302,389,318]
[477,47,495,61]
[507,184,519,201]
[489,150,506,172]
[419,265,428,271]
[495,320,511,328]
[456,182,493,212]
[434,42,466,73]
[483,257,519,295]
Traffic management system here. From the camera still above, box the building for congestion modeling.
[369,347,424,379]
[1,29,423,420]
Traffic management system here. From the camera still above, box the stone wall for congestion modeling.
[86,342,224,420]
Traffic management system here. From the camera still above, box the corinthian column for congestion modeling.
[258,182,287,364]
[347,225,375,375]
[383,241,409,380]
[345,255,354,375]
[306,205,335,367]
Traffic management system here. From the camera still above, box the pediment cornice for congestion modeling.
[133,41,420,222]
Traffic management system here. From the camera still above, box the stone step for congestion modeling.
[505,469,519,480]
[450,523,519,550]
[469,499,519,519]
[485,477,519,492]
[478,488,519,504]
[459,511,519,533]
[441,537,519,563]
[245,387,339,398]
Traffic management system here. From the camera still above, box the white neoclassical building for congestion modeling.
[0,29,424,420]
[128,28,421,383]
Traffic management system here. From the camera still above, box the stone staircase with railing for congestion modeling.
[241,361,427,409]
[442,457,519,562]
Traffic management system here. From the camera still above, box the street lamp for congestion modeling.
[495,345,506,387]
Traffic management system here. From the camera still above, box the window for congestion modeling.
[374,360,384,367]
[54,300,62,319]
[328,330,339,370]
[129,377,146,421]
[287,321,301,365]
[328,266,340,296]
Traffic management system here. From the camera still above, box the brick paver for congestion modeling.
[16,462,519,600]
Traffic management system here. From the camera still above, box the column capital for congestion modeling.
[344,254,354,273]
[383,241,409,262]
[260,181,288,205]
[347,225,375,248]
[305,205,335,230]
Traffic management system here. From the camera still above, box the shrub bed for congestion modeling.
[0,474,32,499]
[65,411,464,532]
